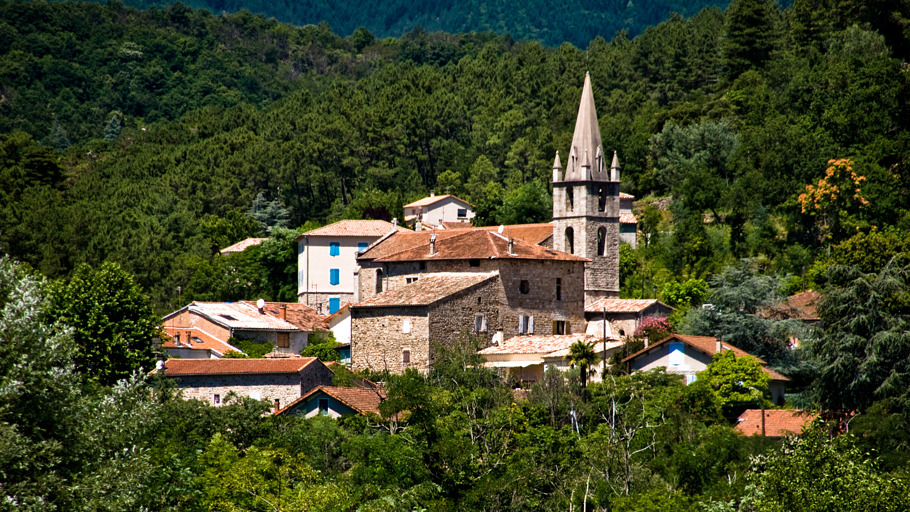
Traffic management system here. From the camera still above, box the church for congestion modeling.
[344,73,632,374]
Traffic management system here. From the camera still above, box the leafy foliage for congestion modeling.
[698,350,770,407]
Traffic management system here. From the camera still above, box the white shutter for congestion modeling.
[528,316,535,334]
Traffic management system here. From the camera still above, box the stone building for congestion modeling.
[162,301,326,357]
[619,192,638,247]
[296,219,409,314]
[404,193,475,230]
[155,357,335,411]
[276,385,384,418]
[551,72,622,304]
[351,229,588,373]
[584,298,674,338]
[480,333,623,385]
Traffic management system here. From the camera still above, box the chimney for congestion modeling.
[716,337,723,353]
[508,238,515,256]
[280,304,287,320]
[430,191,435,197]
[392,217,398,227]
[429,234,437,256]
[186,330,192,346]
[273,398,280,415]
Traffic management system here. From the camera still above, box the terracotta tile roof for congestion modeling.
[480,333,620,356]
[404,194,472,208]
[763,290,821,321]
[439,221,474,229]
[220,237,268,254]
[169,302,301,331]
[325,303,351,324]
[621,334,789,382]
[620,192,635,199]
[240,301,327,331]
[360,228,586,263]
[277,385,385,416]
[298,219,409,239]
[352,273,498,308]
[161,326,243,356]
[481,223,555,245]
[586,298,670,314]
[619,213,638,224]
[158,357,320,376]
[735,409,817,437]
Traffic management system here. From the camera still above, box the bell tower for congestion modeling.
[552,72,621,304]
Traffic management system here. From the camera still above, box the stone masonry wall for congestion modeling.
[351,306,431,374]
[496,259,587,337]
[427,278,506,354]
[173,367,333,410]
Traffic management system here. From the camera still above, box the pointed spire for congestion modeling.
[564,72,605,181]
[610,151,621,182]
[552,150,564,182]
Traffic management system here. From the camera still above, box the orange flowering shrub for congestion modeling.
[797,158,870,243]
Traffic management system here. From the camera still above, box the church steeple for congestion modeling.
[563,72,606,181]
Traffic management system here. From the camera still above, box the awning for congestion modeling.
[483,360,542,368]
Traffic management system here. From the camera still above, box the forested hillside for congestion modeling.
[68,0,741,48]
[1,0,909,315]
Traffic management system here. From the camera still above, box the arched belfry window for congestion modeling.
[565,227,574,255]
[598,186,607,212]
[566,187,574,212]
[375,268,384,293]
[597,226,607,256]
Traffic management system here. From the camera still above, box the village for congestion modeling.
[155,75,809,436]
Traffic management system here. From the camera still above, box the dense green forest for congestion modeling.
[65,0,743,49]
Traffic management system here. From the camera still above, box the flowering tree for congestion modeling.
[798,158,870,244]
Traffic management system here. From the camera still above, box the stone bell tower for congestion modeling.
[552,72,621,304]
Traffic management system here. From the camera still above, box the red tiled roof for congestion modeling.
[619,213,638,224]
[158,357,320,376]
[161,326,242,356]
[240,301,327,331]
[298,219,409,238]
[735,409,816,437]
[353,273,498,308]
[404,194,472,208]
[763,290,821,321]
[586,298,670,314]
[165,302,301,331]
[620,192,635,199]
[325,303,351,323]
[360,228,586,263]
[439,221,474,229]
[278,385,385,416]
[621,334,789,382]
[480,333,620,356]
[220,237,268,254]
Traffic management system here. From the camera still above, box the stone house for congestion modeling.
[584,298,675,338]
[480,333,623,385]
[622,334,789,404]
[296,219,410,314]
[155,357,335,411]
[404,193,475,230]
[276,385,384,418]
[619,192,638,248]
[160,328,243,359]
[162,301,326,357]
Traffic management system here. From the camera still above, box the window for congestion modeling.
[406,277,418,284]
[669,342,684,366]
[598,186,607,212]
[519,280,530,294]
[318,398,329,415]
[329,268,340,285]
[597,226,607,256]
[519,315,534,335]
[469,259,480,267]
[686,374,697,385]
[376,269,383,293]
[213,394,220,405]
[329,242,340,256]
[457,208,467,218]
[402,319,411,334]
[328,298,340,315]
[475,314,487,333]
[402,349,410,364]
[555,320,566,335]
[556,278,562,301]
[358,242,368,252]
[566,186,574,212]
[565,227,574,254]
[277,332,289,348]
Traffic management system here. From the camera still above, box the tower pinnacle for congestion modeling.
[563,72,605,181]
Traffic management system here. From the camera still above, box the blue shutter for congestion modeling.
[358,242,368,252]
[329,242,340,256]
[329,268,340,285]
[329,298,340,314]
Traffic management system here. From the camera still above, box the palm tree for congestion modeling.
[568,340,598,393]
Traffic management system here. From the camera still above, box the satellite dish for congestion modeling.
[498,225,504,234]
[256,298,266,310]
